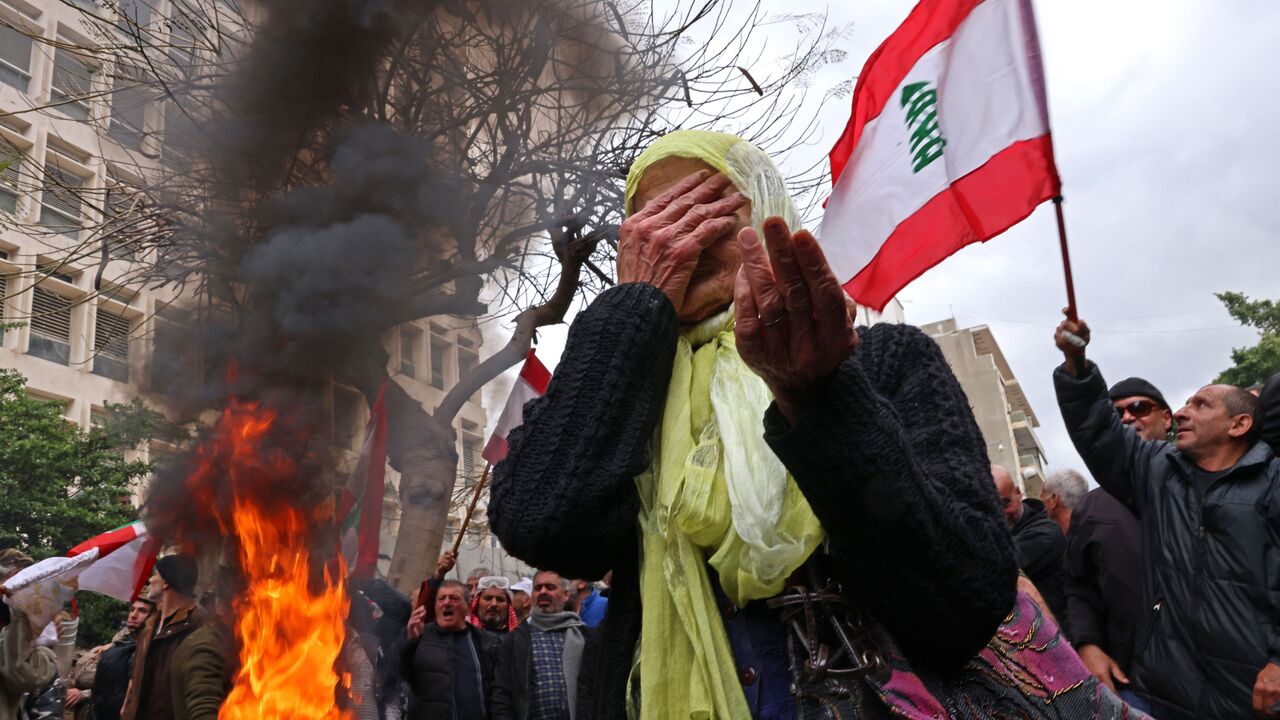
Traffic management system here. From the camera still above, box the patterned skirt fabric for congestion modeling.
[793,591,1150,720]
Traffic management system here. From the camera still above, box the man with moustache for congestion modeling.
[469,577,518,634]
[491,570,600,720]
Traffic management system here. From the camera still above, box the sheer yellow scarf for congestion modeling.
[631,310,825,719]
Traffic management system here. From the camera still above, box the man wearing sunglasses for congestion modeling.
[1063,377,1170,709]
[1055,313,1278,720]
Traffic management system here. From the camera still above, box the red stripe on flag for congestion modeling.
[518,350,551,394]
[844,135,1060,310]
[67,522,139,558]
[829,0,985,185]
[131,537,160,602]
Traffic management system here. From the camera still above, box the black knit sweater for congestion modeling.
[488,283,1018,719]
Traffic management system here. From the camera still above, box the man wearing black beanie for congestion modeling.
[1064,376,1171,711]
[121,555,205,720]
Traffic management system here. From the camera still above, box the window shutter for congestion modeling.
[50,49,92,119]
[41,163,82,224]
[109,66,148,148]
[0,25,32,89]
[430,336,446,390]
[461,435,477,487]
[30,287,71,340]
[94,310,130,360]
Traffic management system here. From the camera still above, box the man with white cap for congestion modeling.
[510,579,533,624]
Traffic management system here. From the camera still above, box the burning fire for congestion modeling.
[187,398,353,719]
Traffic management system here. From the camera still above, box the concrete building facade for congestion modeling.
[921,318,1048,497]
[0,0,519,579]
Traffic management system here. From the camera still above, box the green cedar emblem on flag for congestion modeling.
[901,81,945,173]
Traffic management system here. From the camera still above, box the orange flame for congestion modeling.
[189,399,352,720]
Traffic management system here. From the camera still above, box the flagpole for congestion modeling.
[1052,196,1078,322]
[450,463,492,558]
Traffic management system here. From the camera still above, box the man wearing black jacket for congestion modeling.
[993,465,1066,621]
[401,580,499,720]
[1054,313,1280,720]
[90,598,154,720]
[1065,377,1170,707]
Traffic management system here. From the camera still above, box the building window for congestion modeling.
[333,384,362,452]
[116,0,152,32]
[151,307,192,393]
[400,325,421,379]
[167,5,200,68]
[50,48,93,121]
[163,101,195,162]
[102,182,140,260]
[92,308,130,382]
[0,144,20,215]
[0,272,7,348]
[39,163,83,237]
[29,287,72,365]
[457,337,477,382]
[459,425,481,488]
[429,325,449,390]
[0,24,32,93]
[108,65,148,151]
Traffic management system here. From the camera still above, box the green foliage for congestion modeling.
[0,369,189,645]
[1215,292,1280,387]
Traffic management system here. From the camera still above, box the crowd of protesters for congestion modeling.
[0,369,1276,720]
[0,128,1277,719]
[0,543,610,720]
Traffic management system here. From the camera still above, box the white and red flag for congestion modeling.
[1,521,158,630]
[822,0,1061,310]
[482,350,551,465]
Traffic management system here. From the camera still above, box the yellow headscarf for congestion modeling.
[624,130,825,720]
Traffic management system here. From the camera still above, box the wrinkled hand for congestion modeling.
[407,604,428,642]
[1254,662,1280,717]
[617,171,747,312]
[1076,644,1128,692]
[1053,309,1091,377]
[734,217,857,423]
[434,551,457,580]
[66,688,86,709]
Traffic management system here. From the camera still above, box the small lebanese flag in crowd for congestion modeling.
[339,378,389,580]
[2,521,158,630]
[482,350,551,465]
[822,0,1062,310]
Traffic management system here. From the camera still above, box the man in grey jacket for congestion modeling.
[1053,313,1280,720]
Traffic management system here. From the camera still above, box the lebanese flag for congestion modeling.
[1,521,158,630]
[67,520,159,602]
[822,0,1061,311]
[482,350,551,465]
[339,377,389,580]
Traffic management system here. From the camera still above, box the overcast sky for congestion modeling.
[486,0,1278,482]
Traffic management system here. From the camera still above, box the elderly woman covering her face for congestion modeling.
[488,131,1129,720]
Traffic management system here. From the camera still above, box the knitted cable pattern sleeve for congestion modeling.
[763,322,1019,671]
[487,282,679,579]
